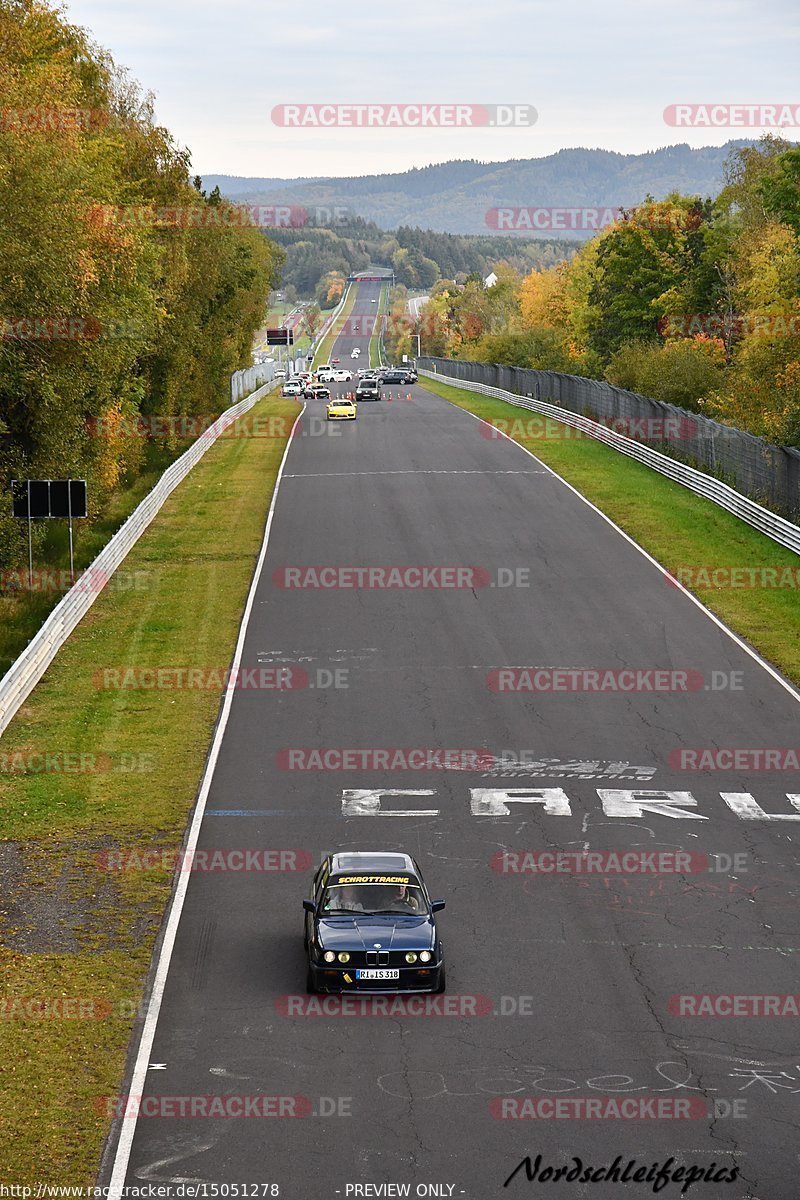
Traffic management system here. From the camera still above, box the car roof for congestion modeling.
[330,851,416,874]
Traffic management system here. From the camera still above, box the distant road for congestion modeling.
[407,293,428,318]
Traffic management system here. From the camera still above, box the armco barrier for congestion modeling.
[0,365,277,738]
[418,364,800,556]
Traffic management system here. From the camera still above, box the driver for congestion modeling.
[393,882,418,912]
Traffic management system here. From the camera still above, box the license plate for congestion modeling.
[356,969,400,980]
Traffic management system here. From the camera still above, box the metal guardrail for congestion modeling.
[419,368,800,556]
[0,366,278,738]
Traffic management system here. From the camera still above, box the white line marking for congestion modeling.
[437,397,800,707]
[283,468,548,478]
[107,402,306,1196]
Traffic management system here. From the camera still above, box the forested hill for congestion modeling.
[202,142,762,235]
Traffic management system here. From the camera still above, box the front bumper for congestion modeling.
[308,960,443,994]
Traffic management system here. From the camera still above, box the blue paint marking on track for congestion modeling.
[205,809,298,816]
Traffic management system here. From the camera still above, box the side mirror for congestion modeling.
[303,899,317,914]
[430,900,446,913]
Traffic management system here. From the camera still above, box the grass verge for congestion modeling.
[420,374,800,685]
[0,389,299,1180]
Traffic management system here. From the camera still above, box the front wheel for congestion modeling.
[434,962,446,994]
[306,966,318,994]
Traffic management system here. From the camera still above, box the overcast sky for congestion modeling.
[63,0,799,179]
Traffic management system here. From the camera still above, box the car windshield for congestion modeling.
[321,877,426,915]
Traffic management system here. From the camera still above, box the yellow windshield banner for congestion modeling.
[335,875,412,885]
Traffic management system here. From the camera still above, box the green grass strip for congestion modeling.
[0,390,299,1180]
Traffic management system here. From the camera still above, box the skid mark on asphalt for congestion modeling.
[191,917,217,989]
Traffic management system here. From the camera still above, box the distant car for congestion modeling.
[272,368,286,378]
[350,349,360,359]
[331,369,353,382]
[281,380,303,396]
[303,851,445,994]
[317,369,335,383]
[382,369,406,384]
[304,383,331,400]
[355,380,381,401]
[332,357,340,364]
[326,398,357,421]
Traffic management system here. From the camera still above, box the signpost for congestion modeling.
[11,479,88,592]
[266,328,294,346]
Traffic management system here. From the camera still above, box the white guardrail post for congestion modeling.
[418,369,800,557]
[0,364,278,737]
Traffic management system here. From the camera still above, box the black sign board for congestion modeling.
[266,328,294,346]
[12,479,88,519]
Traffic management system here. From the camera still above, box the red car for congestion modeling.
[332,357,340,364]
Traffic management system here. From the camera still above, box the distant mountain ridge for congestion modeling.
[200,142,770,236]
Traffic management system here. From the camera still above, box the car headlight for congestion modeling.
[337,952,350,964]
[323,951,336,963]
[419,950,432,963]
[405,952,418,964]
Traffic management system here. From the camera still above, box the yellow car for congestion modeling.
[326,398,357,421]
